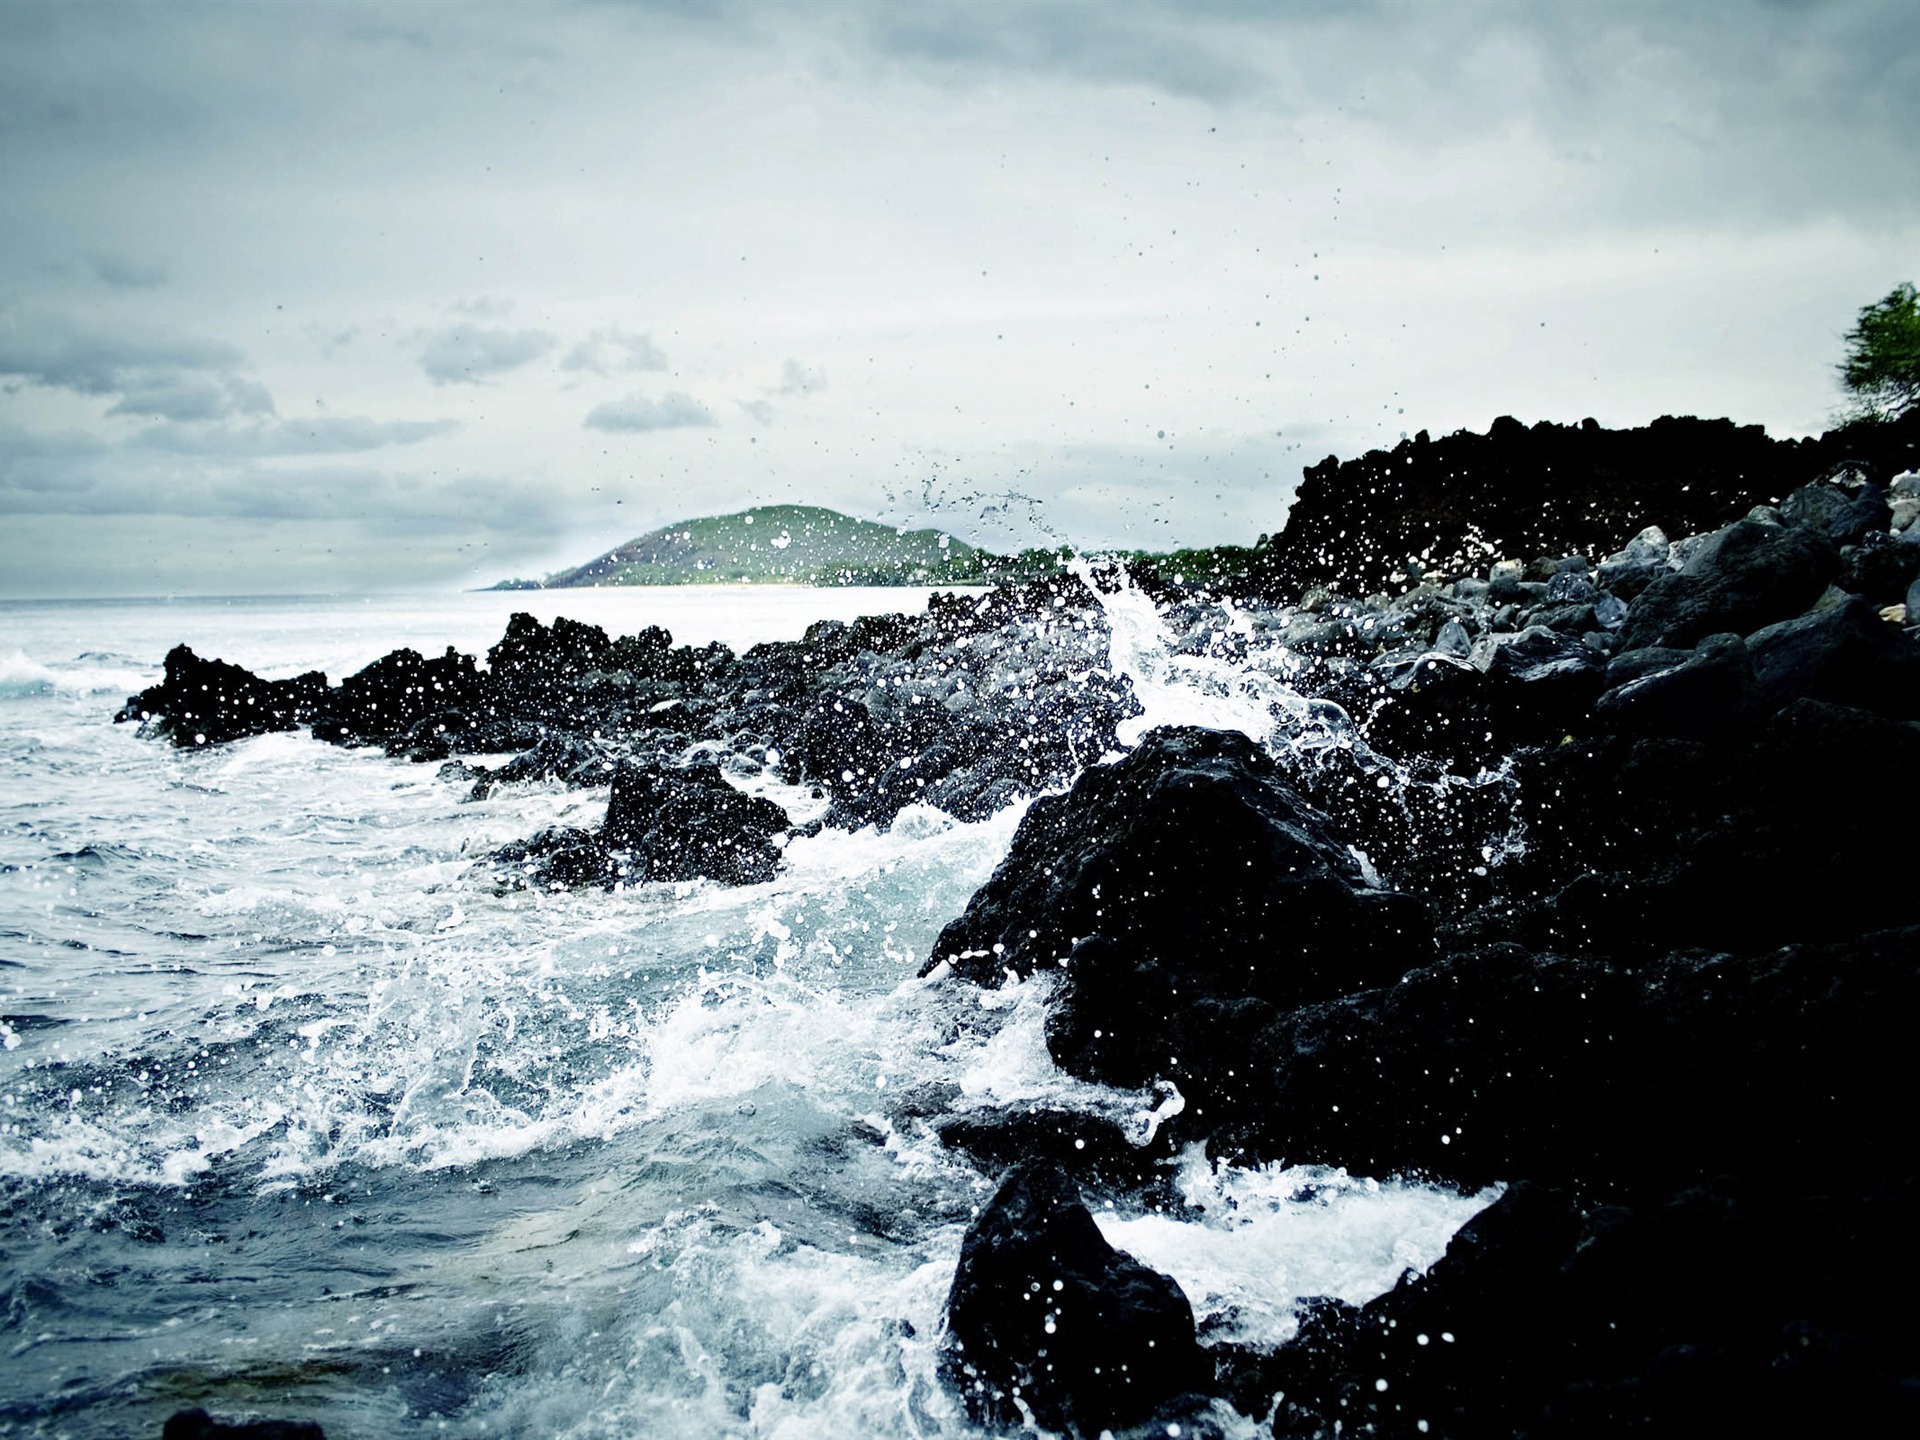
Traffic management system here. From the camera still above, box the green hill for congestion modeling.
[497,505,995,588]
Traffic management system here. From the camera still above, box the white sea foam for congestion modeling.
[0,588,1502,1439]
[0,647,151,698]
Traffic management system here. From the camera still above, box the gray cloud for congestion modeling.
[106,373,275,422]
[0,313,247,399]
[583,390,716,432]
[0,311,276,421]
[857,0,1273,104]
[85,251,168,289]
[562,326,668,376]
[419,326,555,384]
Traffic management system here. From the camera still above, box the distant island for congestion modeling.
[489,504,1037,589]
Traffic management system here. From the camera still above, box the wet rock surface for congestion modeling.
[926,726,1432,1132]
[942,1159,1210,1434]
[161,1408,325,1439]
[116,644,325,747]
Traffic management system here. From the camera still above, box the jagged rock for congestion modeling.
[1248,416,1815,601]
[312,646,483,747]
[601,759,789,885]
[1745,593,1920,717]
[492,825,609,890]
[1242,1179,1920,1440]
[1594,632,1756,735]
[927,727,1431,1125]
[117,645,326,747]
[467,731,620,799]
[1780,479,1890,546]
[162,1407,324,1439]
[1225,926,1919,1198]
[1618,518,1837,651]
[941,1159,1208,1433]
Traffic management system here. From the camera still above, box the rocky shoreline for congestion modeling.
[120,413,1920,1438]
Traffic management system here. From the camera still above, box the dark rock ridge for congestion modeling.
[1242,407,1920,602]
[118,578,1137,890]
[943,1159,1210,1433]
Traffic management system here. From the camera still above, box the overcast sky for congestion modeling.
[2,0,1915,596]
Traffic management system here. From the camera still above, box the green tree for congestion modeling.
[1839,282,1920,422]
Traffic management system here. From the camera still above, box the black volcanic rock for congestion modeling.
[1779,478,1891,546]
[162,1408,324,1439]
[1478,700,1920,960]
[312,645,484,747]
[601,758,789,886]
[1593,632,1758,736]
[117,645,327,747]
[1222,926,1920,1199]
[1617,517,1837,651]
[927,727,1432,1115]
[1745,592,1920,717]
[941,1159,1208,1433]
[1250,415,1809,601]
[494,760,790,890]
[1240,1179,1920,1440]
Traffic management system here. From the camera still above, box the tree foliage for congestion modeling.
[1839,282,1920,422]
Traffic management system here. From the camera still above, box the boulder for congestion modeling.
[1484,625,1607,710]
[601,759,789,886]
[1745,593,1920,717]
[926,727,1432,1106]
[941,1159,1208,1433]
[1618,518,1836,651]
[1593,632,1757,736]
[1593,525,1672,600]
[1779,480,1890,546]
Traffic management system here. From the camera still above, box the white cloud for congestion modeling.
[562,326,668,376]
[778,357,827,396]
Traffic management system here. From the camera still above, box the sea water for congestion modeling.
[0,587,1493,1438]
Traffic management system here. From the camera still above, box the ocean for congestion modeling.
[0,586,1492,1439]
